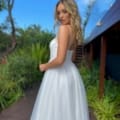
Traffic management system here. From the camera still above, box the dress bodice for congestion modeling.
[49,37,73,64]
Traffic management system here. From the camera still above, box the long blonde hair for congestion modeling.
[54,0,83,45]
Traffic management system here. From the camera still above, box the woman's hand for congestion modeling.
[39,64,47,72]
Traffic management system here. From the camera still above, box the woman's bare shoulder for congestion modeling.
[59,24,70,31]
[58,25,71,36]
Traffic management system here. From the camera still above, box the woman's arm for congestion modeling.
[40,25,70,71]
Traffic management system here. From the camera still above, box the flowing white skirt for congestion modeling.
[30,63,89,120]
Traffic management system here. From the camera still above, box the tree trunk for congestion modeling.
[5,0,16,55]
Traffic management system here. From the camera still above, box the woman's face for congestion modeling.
[56,3,71,25]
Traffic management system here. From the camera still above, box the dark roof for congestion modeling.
[85,0,120,44]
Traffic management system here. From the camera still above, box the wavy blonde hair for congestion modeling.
[54,0,83,45]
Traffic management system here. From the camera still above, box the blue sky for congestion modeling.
[0,0,115,38]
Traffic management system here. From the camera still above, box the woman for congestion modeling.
[31,0,89,120]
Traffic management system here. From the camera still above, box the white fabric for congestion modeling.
[30,37,90,120]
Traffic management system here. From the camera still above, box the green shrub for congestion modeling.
[79,61,120,120]
[93,96,119,120]
[0,69,23,109]
[31,43,49,65]
[7,51,42,89]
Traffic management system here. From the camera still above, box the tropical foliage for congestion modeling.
[0,24,54,110]
[80,61,120,120]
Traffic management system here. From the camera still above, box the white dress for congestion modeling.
[30,37,89,120]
